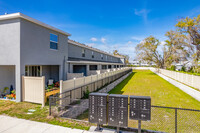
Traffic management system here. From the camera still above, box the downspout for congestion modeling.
[63,56,66,80]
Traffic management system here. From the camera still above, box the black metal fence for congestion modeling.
[146,106,200,133]
[49,69,132,116]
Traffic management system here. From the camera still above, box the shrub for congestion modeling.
[83,86,90,99]
[181,66,186,72]
[170,65,175,71]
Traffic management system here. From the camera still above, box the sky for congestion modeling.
[1,0,200,61]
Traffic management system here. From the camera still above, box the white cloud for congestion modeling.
[101,37,106,43]
[134,9,150,23]
[127,41,132,44]
[131,36,144,41]
[90,37,97,42]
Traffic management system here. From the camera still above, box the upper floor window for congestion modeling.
[50,33,58,50]
[82,48,85,57]
[106,55,107,60]
[111,57,112,61]
[101,54,103,59]
[92,51,94,58]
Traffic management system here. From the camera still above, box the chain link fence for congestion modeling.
[49,96,200,133]
[141,106,200,133]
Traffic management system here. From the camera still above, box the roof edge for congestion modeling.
[0,12,71,36]
[68,39,125,59]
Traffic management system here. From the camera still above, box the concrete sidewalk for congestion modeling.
[0,115,90,133]
[0,115,134,133]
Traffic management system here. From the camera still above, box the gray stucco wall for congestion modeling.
[20,19,68,81]
[68,43,121,63]
[42,65,59,84]
[0,66,15,94]
[0,19,20,101]
[0,19,20,65]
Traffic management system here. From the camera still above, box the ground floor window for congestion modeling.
[102,65,107,69]
[108,65,112,69]
[25,66,42,77]
[89,65,97,70]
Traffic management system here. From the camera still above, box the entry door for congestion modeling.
[73,65,87,76]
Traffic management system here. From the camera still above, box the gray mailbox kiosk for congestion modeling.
[108,94,128,127]
[129,96,151,121]
[89,93,108,125]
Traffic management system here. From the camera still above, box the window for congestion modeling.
[50,33,58,50]
[89,65,97,70]
[82,49,85,57]
[25,66,42,77]
[106,55,107,60]
[92,51,94,58]
[111,57,112,61]
[101,54,103,59]
[102,65,107,69]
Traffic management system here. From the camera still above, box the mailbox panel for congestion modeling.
[89,93,108,124]
[108,94,128,127]
[139,110,151,120]
[130,110,139,120]
[129,96,151,121]
[118,108,128,127]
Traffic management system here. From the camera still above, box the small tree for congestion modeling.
[135,36,165,68]
[136,34,189,68]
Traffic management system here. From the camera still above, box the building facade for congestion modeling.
[68,40,125,76]
[0,13,125,102]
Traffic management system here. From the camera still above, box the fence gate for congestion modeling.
[22,76,45,107]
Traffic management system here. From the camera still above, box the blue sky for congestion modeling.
[1,0,200,61]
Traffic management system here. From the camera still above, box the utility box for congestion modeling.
[129,96,151,121]
[108,94,128,127]
[89,93,108,124]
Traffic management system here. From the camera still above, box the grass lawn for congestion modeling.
[78,70,200,132]
[0,100,92,130]
[110,70,200,132]
[109,70,200,109]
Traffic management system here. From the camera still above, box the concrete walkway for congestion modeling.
[151,69,200,102]
[0,115,89,133]
[0,115,134,133]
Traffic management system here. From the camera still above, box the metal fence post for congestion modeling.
[138,120,141,133]
[175,108,177,133]
[70,90,72,103]
[49,96,51,116]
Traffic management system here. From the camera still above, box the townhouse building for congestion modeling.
[0,13,125,102]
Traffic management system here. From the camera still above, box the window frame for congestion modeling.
[92,51,94,58]
[82,48,85,57]
[101,54,103,60]
[50,33,58,50]
[25,65,42,77]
